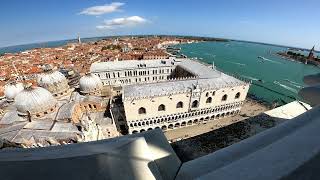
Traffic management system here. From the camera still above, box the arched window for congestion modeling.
[138,107,146,114]
[206,97,212,103]
[235,92,240,99]
[206,92,209,97]
[176,101,183,108]
[222,94,228,101]
[192,100,199,108]
[158,104,166,111]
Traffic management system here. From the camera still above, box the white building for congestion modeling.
[90,58,250,134]
[90,58,177,87]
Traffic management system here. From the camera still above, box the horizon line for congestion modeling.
[0,34,318,54]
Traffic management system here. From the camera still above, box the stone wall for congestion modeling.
[123,84,249,122]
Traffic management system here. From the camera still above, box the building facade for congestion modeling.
[90,58,178,87]
[123,77,249,134]
[90,58,250,134]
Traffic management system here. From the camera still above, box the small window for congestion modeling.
[235,92,240,99]
[212,91,216,96]
[176,101,183,108]
[206,92,209,97]
[191,100,199,108]
[222,94,228,101]
[158,104,166,111]
[138,107,146,114]
[206,97,212,103]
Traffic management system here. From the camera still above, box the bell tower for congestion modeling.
[77,34,81,44]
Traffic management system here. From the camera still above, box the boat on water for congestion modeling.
[257,56,268,61]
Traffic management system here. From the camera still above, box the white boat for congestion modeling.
[258,56,268,61]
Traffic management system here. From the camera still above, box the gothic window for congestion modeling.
[222,94,228,101]
[235,92,240,99]
[191,100,199,108]
[158,104,166,111]
[206,97,212,103]
[176,101,183,108]
[138,107,146,114]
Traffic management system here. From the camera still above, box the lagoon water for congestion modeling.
[176,41,319,104]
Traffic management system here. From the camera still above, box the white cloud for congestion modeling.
[79,2,124,15]
[96,16,148,30]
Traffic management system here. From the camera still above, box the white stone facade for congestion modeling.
[124,84,249,134]
[90,58,251,134]
[90,58,178,87]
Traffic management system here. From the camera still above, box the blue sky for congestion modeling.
[0,0,319,49]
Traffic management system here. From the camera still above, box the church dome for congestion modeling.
[14,86,57,116]
[37,69,70,97]
[79,73,103,95]
[4,82,24,102]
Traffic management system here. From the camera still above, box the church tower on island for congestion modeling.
[77,35,81,44]
[305,46,315,64]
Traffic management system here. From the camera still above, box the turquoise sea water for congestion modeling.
[176,41,320,104]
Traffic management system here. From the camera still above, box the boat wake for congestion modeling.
[226,61,246,66]
[283,79,304,89]
[241,75,259,81]
[274,81,298,93]
[258,56,282,64]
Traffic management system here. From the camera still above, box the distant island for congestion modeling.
[277,46,320,67]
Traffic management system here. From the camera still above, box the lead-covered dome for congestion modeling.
[14,86,57,116]
[79,73,103,95]
[37,69,70,97]
[4,82,24,102]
